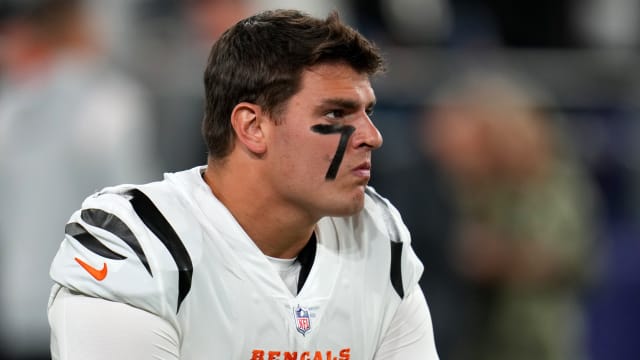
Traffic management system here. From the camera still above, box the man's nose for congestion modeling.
[355,115,383,150]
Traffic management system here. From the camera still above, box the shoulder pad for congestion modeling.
[50,182,200,326]
[364,186,424,299]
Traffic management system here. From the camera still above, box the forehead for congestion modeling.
[294,63,375,105]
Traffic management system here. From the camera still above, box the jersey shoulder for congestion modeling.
[363,186,410,244]
[50,175,202,326]
[360,186,424,298]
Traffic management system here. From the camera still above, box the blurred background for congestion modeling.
[1,0,639,359]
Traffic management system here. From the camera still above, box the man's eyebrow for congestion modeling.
[319,98,377,110]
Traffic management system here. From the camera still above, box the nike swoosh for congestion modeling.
[75,257,108,281]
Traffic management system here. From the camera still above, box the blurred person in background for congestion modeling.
[0,0,158,358]
[423,72,598,360]
[127,0,256,172]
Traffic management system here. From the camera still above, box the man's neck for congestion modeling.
[203,159,317,259]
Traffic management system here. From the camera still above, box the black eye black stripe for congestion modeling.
[125,189,193,313]
[81,208,152,276]
[65,222,127,260]
[310,124,356,180]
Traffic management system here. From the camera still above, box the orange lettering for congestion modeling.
[251,350,265,360]
[251,348,350,360]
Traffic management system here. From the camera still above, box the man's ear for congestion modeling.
[230,102,267,155]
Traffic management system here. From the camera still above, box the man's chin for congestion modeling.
[328,197,365,217]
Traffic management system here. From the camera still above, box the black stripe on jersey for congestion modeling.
[365,188,405,298]
[297,233,317,293]
[125,189,193,312]
[390,241,404,298]
[65,222,127,260]
[81,208,152,276]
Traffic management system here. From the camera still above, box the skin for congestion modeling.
[204,62,383,259]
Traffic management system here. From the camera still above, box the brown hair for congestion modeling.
[202,9,385,159]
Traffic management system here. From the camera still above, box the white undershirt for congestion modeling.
[265,255,301,295]
[49,285,439,360]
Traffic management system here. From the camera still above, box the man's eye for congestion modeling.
[325,110,345,119]
[366,108,374,117]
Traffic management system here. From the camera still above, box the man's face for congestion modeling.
[263,62,383,219]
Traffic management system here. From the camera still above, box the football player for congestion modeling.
[48,9,439,360]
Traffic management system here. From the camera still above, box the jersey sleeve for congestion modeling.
[365,186,424,299]
[49,184,190,330]
[49,286,180,360]
[374,285,439,360]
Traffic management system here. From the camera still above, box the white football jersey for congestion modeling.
[49,166,425,360]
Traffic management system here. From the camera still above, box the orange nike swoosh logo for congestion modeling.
[75,257,108,281]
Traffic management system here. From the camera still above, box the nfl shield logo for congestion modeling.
[294,305,311,336]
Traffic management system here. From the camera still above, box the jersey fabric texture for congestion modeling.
[49,166,424,359]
